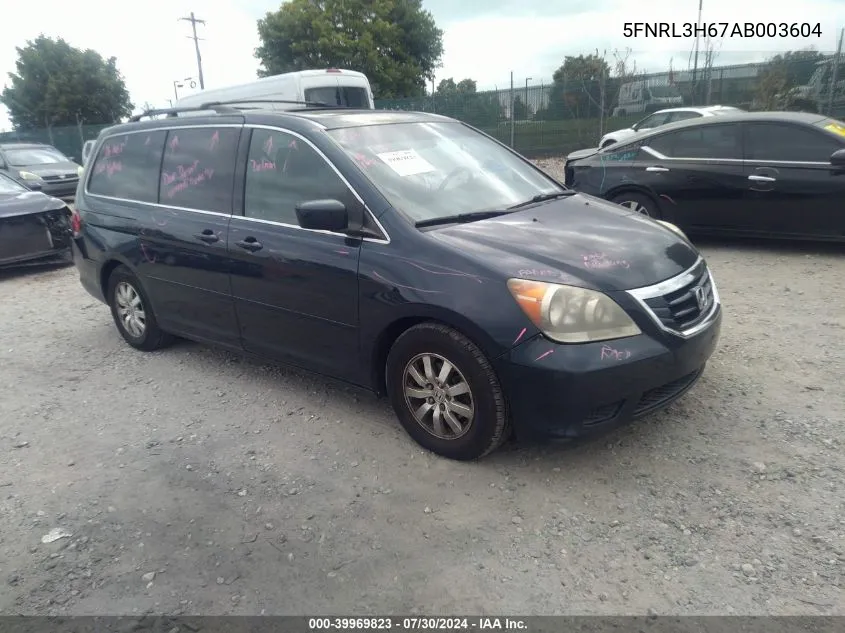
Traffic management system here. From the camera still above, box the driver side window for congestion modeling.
[244,128,354,225]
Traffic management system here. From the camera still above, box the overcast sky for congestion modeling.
[1,0,844,130]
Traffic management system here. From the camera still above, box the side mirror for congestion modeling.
[295,199,349,232]
[27,182,44,192]
[830,149,845,166]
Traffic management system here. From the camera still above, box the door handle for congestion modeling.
[235,237,263,252]
[748,174,776,182]
[193,229,219,244]
[646,166,669,172]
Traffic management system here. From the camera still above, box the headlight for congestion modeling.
[18,171,43,181]
[656,220,687,239]
[507,279,641,344]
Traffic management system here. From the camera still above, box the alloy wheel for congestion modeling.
[114,281,147,338]
[402,352,475,440]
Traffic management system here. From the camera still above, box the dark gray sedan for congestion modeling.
[0,172,73,268]
[0,142,81,200]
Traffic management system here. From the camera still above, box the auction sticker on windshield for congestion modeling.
[377,149,436,177]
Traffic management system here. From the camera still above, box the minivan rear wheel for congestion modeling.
[385,323,510,460]
[107,265,174,351]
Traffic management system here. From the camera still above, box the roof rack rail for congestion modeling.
[128,104,241,122]
[200,98,349,109]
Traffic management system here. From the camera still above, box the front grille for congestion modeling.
[643,262,714,332]
[632,368,702,417]
[42,174,78,182]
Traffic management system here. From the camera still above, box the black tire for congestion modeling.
[610,191,661,219]
[107,265,174,351]
[385,323,510,461]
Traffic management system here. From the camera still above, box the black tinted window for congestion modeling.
[746,123,841,162]
[87,132,166,202]
[159,127,240,213]
[304,86,368,107]
[648,123,741,159]
[244,128,354,225]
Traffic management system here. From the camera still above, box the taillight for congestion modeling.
[326,68,341,73]
[70,208,82,234]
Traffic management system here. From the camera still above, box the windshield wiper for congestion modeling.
[507,190,576,209]
[415,209,516,228]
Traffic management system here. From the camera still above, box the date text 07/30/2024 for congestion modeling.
[623,22,822,38]
[307,617,528,630]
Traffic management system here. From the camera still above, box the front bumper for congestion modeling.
[494,301,722,441]
[40,179,79,200]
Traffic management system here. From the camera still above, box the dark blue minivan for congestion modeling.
[70,103,721,460]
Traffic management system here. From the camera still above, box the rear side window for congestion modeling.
[304,86,369,108]
[244,128,355,225]
[159,127,240,213]
[87,131,166,202]
[745,123,841,162]
[647,123,741,159]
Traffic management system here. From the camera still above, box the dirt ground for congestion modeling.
[1,163,844,616]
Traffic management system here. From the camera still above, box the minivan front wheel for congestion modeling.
[386,323,510,460]
[107,265,173,351]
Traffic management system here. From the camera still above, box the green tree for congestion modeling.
[255,0,444,99]
[756,49,824,111]
[1,35,132,129]
[539,54,611,120]
[511,95,529,120]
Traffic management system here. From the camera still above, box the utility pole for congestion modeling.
[691,0,703,105]
[179,11,206,90]
[525,77,532,119]
[509,71,515,147]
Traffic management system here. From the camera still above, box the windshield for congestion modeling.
[304,86,369,107]
[4,147,69,166]
[0,172,28,194]
[326,121,563,222]
[648,86,681,98]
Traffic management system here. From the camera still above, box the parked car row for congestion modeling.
[570,111,845,242]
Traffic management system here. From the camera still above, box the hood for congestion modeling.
[429,193,699,292]
[566,147,600,161]
[0,190,68,218]
[13,161,80,177]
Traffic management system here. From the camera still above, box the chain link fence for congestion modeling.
[378,56,845,157]
[2,54,842,161]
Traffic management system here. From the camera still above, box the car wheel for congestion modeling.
[385,322,510,461]
[611,192,660,218]
[107,265,174,351]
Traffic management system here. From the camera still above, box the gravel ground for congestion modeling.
[1,160,844,616]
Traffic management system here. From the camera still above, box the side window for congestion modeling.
[746,123,840,162]
[87,131,166,202]
[244,128,355,226]
[667,111,701,123]
[637,113,668,130]
[647,123,741,159]
[159,127,240,213]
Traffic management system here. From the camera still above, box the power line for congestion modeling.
[179,11,206,90]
